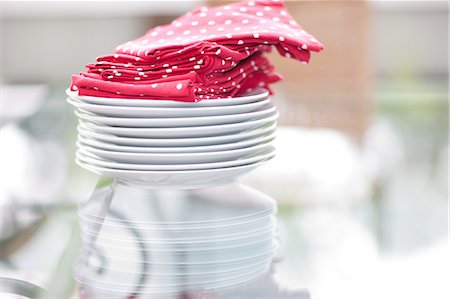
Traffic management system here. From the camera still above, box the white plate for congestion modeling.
[75,159,272,189]
[77,141,273,164]
[76,147,275,171]
[74,104,276,127]
[78,122,276,147]
[66,88,269,107]
[79,113,278,138]
[67,97,271,118]
[77,132,276,153]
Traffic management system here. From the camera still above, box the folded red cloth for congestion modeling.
[115,0,322,60]
[71,0,323,101]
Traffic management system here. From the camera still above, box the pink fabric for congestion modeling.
[71,0,323,102]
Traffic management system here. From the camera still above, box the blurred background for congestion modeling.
[0,1,448,299]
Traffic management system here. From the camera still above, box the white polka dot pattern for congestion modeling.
[71,0,323,102]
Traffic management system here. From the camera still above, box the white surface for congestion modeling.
[78,113,278,138]
[67,88,269,107]
[77,122,276,147]
[77,141,273,164]
[75,159,273,189]
[77,131,276,153]
[67,97,271,118]
[76,147,275,171]
[2,1,202,18]
[74,104,276,127]
[0,84,47,126]
[242,127,369,205]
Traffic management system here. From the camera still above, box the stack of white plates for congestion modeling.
[75,183,278,295]
[66,88,278,188]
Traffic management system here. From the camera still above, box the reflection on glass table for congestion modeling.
[75,181,281,298]
[0,84,448,299]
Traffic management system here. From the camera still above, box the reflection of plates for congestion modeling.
[79,217,275,242]
[75,184,278,294]
[79,250,275,276]
[78,183,276,224]
[79,211,274,232]
[75,263,270,295]
[76,232,277,294]
[79,232,277,261]
[78,245,278,268]
[75,255,271,284]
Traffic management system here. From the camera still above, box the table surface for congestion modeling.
[0,85,448,299]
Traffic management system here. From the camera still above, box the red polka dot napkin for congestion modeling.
[71,0,323,101]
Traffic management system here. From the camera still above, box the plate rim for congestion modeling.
[66,87,269,107]
[75,158,273,189]
[67,97,272,116]
[77,122,277,146]
[78,112,279,135]
[77,131,276,153]
[76,140,273,160]
[76,147,276,171]
[74,103,276,127]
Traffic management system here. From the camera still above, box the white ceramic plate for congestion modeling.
[74,104,276,127]
[75,158,273,189]
[77,141,273,164]
[67,97,271,118]
[78,122,276,147]
[77,132,276,153]
[66,88,269,107]
[76,147,275,171]
[79,113,278,138]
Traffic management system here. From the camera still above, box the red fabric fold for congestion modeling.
[70,0,323,102]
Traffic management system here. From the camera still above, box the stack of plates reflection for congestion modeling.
[66,88,277,188]
[75,183,279,296]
